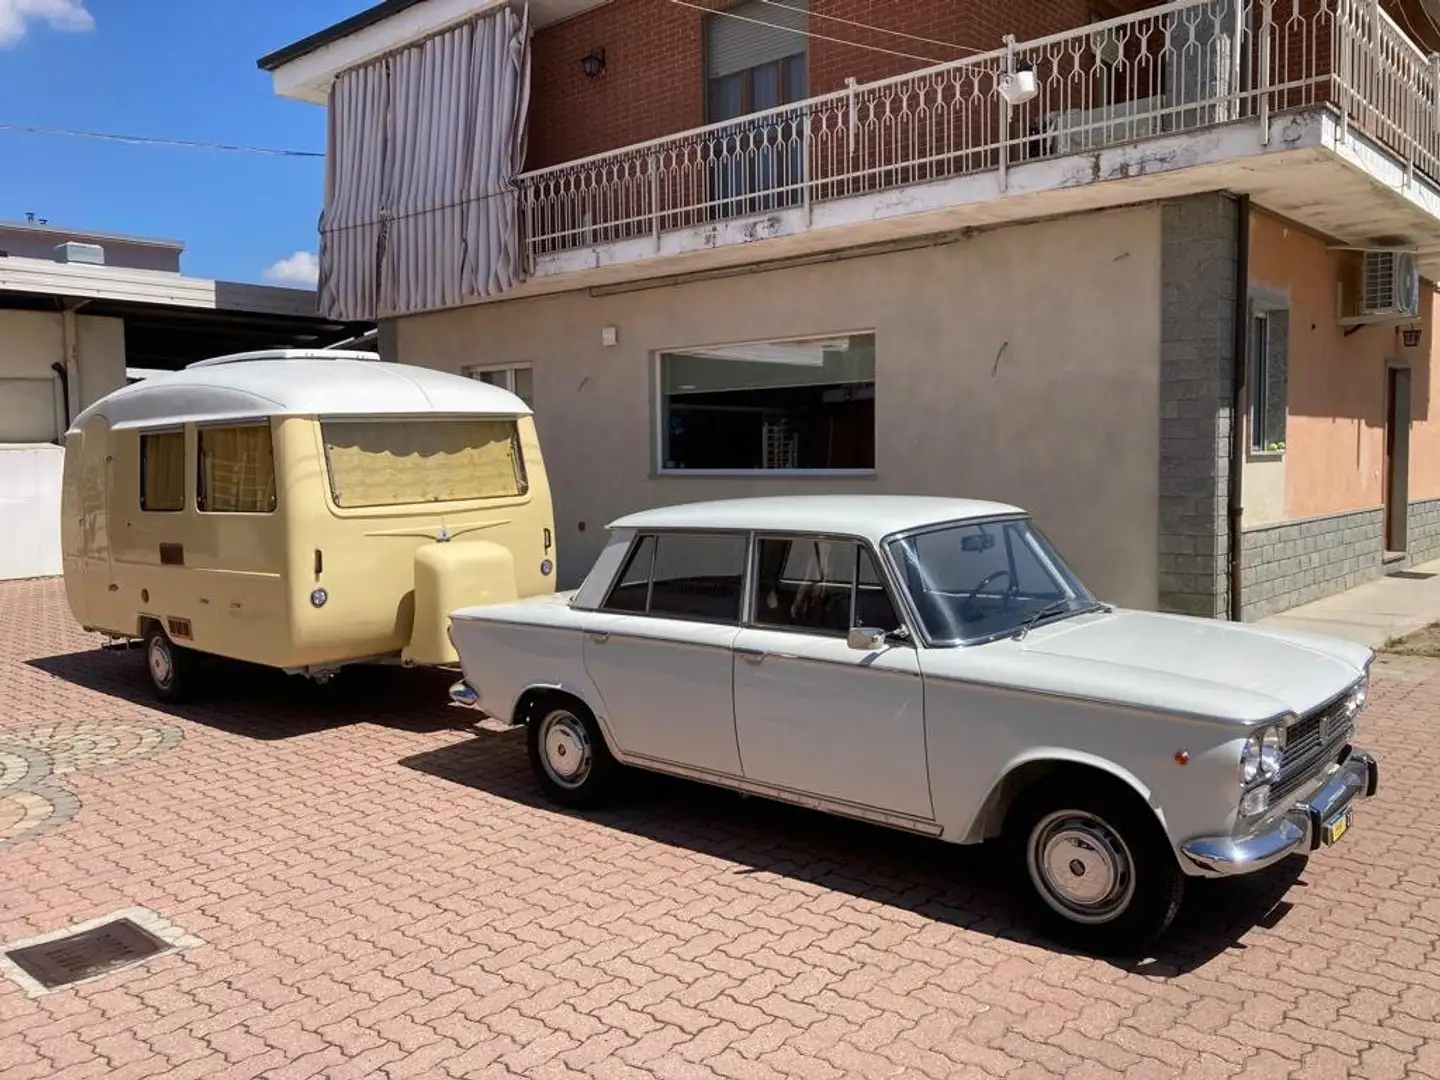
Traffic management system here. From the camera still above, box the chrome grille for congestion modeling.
[1273,692,1356,803]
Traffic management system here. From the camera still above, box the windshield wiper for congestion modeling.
[1013,598,1108,641]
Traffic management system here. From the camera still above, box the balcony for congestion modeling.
[516,0,1440,287]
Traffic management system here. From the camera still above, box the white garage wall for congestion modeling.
[0,309,126,580]
[0,445,63,580]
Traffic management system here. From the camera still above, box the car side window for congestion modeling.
[602,533,746,624]
[604,535,656,613]
[753,537,900,635]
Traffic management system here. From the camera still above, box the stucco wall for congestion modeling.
[397,206,1164,608]
[1246,211,1396,520]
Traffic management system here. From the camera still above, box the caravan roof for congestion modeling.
[69,350,529,433]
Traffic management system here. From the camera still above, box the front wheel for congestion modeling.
[1007,781,1184,956]
[526,699,620,810]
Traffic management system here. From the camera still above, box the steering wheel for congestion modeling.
[961,570,1014,618]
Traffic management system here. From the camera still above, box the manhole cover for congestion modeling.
[1390,570,1437,580]
[5,917,170,989]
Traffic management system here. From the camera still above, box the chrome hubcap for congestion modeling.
[1027,810,1135,925]
[148,638,173,688]
[539,710,592,789]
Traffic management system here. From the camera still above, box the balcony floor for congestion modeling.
[502,107,1440,300]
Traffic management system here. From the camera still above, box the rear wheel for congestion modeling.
[526,698,620,809]
[143,624,196,704]
[1007,779,1184,956]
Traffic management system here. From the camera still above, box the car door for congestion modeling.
[732,535,934,821]
[581,531,746,777]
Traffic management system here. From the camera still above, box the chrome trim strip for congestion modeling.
[1180,749,1378,875]
[615,750,945,837]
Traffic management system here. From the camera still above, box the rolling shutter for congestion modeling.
[707,0,807,79]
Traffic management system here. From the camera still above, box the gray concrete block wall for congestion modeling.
[1408,497,1440,564]
[1240,509,1383,620]
[1158,194,1238,618]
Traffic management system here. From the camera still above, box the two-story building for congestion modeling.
[261,0,1440,619]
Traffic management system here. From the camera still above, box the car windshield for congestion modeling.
[885,518,1096,644]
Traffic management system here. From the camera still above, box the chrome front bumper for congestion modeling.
[1180,748,1379,876]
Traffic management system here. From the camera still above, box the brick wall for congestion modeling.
[527,0,1107,171]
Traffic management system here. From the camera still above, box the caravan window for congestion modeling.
[320,418,528,508]
[139,430,185,512]
[198,422,277,514]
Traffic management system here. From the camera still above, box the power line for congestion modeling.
[0,123,323,158]
[754,0,981,55]
[665,0,943,64]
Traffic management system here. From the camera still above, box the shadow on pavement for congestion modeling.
[27,646,470,740]
[399,728,1308,976]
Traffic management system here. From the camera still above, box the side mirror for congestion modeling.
[847,626,887,651]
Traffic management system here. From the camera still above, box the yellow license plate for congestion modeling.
[1322,810,1350,845]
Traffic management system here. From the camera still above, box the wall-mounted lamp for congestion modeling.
[580,47,606,78]
[1403,325,1423,348]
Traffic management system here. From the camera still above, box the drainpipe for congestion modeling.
[1227,194,1251,622]
[50,361,70,434]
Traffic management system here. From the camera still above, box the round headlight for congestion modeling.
[1258,726,1283,780]
[1240,733,1261,784]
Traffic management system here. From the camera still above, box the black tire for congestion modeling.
[1006,777,1184,956]
[143,624,195,704]
[525,697,621,809]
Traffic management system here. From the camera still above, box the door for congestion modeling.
[78,419,118,632]
[1385,366,1412,554]
[60,432,87,626]
[706,53,807,219]
[581,532,746,776]
[732,536,933,820]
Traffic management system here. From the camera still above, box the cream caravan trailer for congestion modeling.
[60,350,555,701]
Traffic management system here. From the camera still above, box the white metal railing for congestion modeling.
[518,0,1440,260]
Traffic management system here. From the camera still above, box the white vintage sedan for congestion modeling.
[446,495,1379,954]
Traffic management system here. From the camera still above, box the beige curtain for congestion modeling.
[322,419,525,508]
[319,6,532,321]
[199,424,276,513]
[140,431,185,512]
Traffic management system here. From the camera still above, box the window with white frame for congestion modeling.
[658,332,875,473]
[466,364,533,409]
[1248,309,1289,454]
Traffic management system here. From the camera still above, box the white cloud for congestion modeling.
[262,251,320,288]
[0,1,95,49]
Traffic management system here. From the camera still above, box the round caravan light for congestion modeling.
[540,559,554,577]
[311,587,329,608]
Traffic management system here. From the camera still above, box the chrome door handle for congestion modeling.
[735,648,765,664]
[587,631,610,644]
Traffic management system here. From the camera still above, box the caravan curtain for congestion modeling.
[320,6,532,321]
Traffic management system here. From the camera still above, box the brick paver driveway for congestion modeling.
[1,577,1437,1079]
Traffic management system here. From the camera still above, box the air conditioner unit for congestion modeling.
[1360,250,1420,318]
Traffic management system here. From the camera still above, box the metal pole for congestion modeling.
[1000,35,1015,194]
[650,155,661,252]
[1259,0,1272,143]
[802,112,813,226]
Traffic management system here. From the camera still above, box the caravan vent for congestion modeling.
[1361,250,1420,317]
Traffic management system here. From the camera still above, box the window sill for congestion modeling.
[656,469,878,479]
[1246,450,1285,462]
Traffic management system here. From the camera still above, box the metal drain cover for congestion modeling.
[5,917,170,989]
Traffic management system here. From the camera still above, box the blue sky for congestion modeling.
[0,0,360,285]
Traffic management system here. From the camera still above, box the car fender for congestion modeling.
[959,746,1163,844]
[507,677,626,757]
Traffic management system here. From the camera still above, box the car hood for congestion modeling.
[1016,608,1371,719]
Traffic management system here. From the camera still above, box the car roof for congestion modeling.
[69,350,529,433]
[609,495,1027,544]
